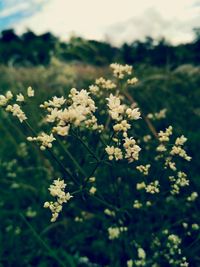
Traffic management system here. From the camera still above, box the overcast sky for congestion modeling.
[0,0,200,45]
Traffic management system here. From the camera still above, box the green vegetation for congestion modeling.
[0,33,200,266]
[0,28,200,66]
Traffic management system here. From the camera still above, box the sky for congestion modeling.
[0,0,200,45]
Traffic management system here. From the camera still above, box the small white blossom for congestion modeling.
[123,137,141,162]
[145,180,160,194]
[96,77,116,90]
[6,104,27,122]
[106,94,125,121]
[105,146,123,161]
[89,186,97,195]
[44,178,73,222]
[133,200,143,209]
[126,107,141,120]
[136,164,150,175]
[27,132,55,150]
[187,192,198,202]
[158,126,173,142]
[108,227,120,240]
[16,93,25,102]
[27,86,34,97]
[110,63,132,79]
[127,77,138,85]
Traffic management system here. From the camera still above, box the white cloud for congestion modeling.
[0,2,30,18]
[14,0,200,44]
[107,8,200,45]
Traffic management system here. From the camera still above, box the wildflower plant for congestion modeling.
[0,63,198,266]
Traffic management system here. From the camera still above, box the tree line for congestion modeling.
[0,28,199,67]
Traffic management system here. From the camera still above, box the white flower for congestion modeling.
[0,91,14,106]
[105,146,123,161]
[136,164,150,175]
[89,85,99,94]
[44,178,73,222]
[158,126,173,142]
[6,104,27,122]
[126,107,141,120]
[127,77,138,85]
[0,95,8,106]
[145,180,160,194]
[52,125,70,136]
[27,132,55,150]
[89,186,97,195]
[136,182,146,190]
[170,145,191,161]
[148,109,167,120]
[46,108,61,123]
[106,94,125,121]
[96,77,116,89]
[108,227,120,240]
[113,120,131,133]
[6,91,13,100]
[27,87,34,97]
[138,248,146,259]
[133,200,142,209]
[123,137,141,162]
[16,93,25,102]
[156,144,167,152]
[110,63,133,79]
[175,135,187,146]
[187,192,198,202]
[104,209,115,217]
[127,260,133,267]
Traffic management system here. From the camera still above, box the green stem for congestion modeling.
[56,137,87,177]
[72,131,99,162]
[24,120,79,185]
[20,214,66,267]
[83,131,115,187]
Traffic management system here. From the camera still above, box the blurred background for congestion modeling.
[0,0,200,266]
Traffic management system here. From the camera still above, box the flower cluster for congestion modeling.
[127,248,146,267]
[42,88,103,136]
[106,94,125,121]
[108,226,127,240]
[187,192,198,202]
[44,178,73,222]
[133,200,143,209]
[165,234,189,266]
[147,108,167,120]
[136,164,151,175]
[145,180,160,194]
[158,126,173,142]
[27,133,55,150]
[170,136,191,161]
[105,146,123,161]
[110,63,132,79]
[169,172,189,195]
[105,93,141,162]
[6,104,27,123]
[123,137,141,162]
[0,87,35,122]
[127,77,138,85]
[95,77,116,90]
[0,91,13,106]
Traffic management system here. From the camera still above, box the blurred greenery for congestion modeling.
[0,30,200,266]
[0,28,199,67]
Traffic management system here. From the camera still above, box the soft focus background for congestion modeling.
[0,0,200,266]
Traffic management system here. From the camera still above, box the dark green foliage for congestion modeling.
[0,28,200,67]
[0,60,200,265]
